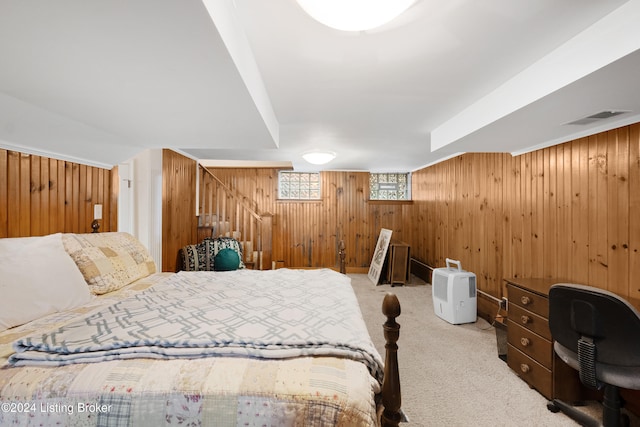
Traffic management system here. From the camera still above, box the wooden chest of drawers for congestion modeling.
[505,278,582,401]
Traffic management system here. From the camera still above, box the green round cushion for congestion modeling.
[214,248,240,271]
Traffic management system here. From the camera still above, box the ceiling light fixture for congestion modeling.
[302,151,336,165]
[295,0,416,32]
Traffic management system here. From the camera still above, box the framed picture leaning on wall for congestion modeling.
[368,228,392,285]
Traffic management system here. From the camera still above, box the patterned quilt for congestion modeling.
[0,269,383,426]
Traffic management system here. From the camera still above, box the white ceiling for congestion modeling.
[1,0,640,172]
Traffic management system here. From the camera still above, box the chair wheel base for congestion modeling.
[621,413,630,427]
[547,401,560,413]
[547,399,601,427]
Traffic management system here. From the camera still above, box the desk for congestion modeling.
[506,278,640,416]
[504,278,583,401]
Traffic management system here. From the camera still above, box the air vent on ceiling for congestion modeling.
[565,110,630,126]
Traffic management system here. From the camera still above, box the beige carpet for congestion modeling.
[349,274,610,427]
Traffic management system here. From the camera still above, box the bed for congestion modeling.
[0,232,401,427]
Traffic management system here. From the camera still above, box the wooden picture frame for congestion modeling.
[368,228,392,285]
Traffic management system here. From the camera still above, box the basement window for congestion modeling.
[369,172,410,200]
[278,171,321,200]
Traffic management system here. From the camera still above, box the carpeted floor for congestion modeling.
[349,273,611,427]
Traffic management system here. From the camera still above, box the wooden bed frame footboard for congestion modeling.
[338,240,402,427]
[381,293,402,427]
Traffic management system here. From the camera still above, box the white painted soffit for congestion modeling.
[430,0,640,152]
[0,0,279,168]
[199,159,292,168]
[0,93,140,169]
[201,0,280,147]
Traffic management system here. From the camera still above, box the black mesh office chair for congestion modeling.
[547,283,640,427]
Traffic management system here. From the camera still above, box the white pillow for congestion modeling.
[0,233,92,332]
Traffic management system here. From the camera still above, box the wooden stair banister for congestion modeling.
[259,213,273,270]
[198,166,273,269]
[201,167,262,222]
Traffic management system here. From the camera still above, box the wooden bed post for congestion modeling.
[338,240,346,274]
[381,292,402,427]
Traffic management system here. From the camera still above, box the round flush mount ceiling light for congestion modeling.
[302,151,336,165]
[296,0,416,32]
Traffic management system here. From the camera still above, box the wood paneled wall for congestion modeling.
[410,153,507,298]
[162,149,197,272]
[206,168,411,271]
[0,149,116,237]
[6,122,639,317]
[409,122,640,313]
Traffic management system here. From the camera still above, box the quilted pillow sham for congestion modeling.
[62,232,156,295]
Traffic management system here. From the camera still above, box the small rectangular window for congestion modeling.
[369,173,410,200]
[278,171,321,200]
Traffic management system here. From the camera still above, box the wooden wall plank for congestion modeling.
[543,146,557,278]
[41,158,50,235]
[19,153,31,236]
[7,152,20,237]
[460,156,470,265]
[0,150,7,238]
[522,152,533,279]
[507,154,522,280]
[589,133,609,286]
[31,156,42,236]
[532,150,544,278]
[629,124,640,303]
[556,145,571,280]
[492,154,504,291]
[79,164,87,233]
[64,162,72,231]
[572,139,590,283]
[608,128,630,296]
[58,160,67,232]
[49,159,58,235]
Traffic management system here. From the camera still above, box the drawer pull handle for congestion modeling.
[520,315,530,324]
[520,364,530,373]
[520,337,530,347]
[521,296,531,305]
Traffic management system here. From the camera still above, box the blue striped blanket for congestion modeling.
[10,269,384,383]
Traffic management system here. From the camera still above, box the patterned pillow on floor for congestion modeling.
[179,242,214,271]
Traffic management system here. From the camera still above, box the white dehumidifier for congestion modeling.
[432,258,477,324]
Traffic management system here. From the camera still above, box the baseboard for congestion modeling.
[349,262,432,280]
[346,267,370,274]
[410,258,433,283]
